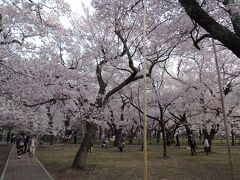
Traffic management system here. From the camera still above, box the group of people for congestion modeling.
[88,137,125,152]
[188,133,210,156]
[15,133,37,158]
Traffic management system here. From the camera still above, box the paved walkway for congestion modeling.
[0,146,54,180]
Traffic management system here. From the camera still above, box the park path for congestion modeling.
[0,145,54,180]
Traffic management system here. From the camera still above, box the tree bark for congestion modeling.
[157,130,161,145]
[46,106,54,145]
[72,122,97,169]
[159,120,167,157]
[162,127,167,158]
[231,128,234,146]
[128,138,133,145]
[114,129,122,146]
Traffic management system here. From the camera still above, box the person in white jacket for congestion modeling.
[203,137,210,155]
[28,135,37,157]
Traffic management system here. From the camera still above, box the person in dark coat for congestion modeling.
[118,139,125,152]
[15,134,24,158]
[188,134,197,156]
[7,132,10,143]
[24,134,30,153]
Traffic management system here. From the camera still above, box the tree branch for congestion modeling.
[179,0,240,58]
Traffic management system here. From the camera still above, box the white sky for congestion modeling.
[60,0,93,28]
[65,0,92,13]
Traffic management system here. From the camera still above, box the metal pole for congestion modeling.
[143,0,148,179]
[212,39,234,180]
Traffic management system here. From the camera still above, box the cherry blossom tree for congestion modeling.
[70,0,188,168]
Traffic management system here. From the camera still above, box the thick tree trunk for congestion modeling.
[127,126,138,145]
[46,106,54,145]
[184,124,191,138]
[178,0,240,58]
[159,120,167,158]
[148,131,152,144]
[203,129,215,152]
[141,140,144,151]
[72,122,97,169]
[156,130,161,145]
[49,135,54,145]
[128,133,135,145]
[114,129,121,146]
[99,126,102,139]
[231,129,234,146]
[208,137,213,152]
[162,127,167,158]
[128,138,133,145]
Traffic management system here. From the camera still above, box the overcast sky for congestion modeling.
[59,0,92,27]
[65,0,92,13]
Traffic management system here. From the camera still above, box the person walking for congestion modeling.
[24,134,30,153]
[188,134,197,156]
[203,137,210,155]
[15,134,24,158]
[28,135,37,158]
[118,138,125,152]
[7,132,10,143]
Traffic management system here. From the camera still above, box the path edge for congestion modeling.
[35,156,54,180]
[0,145,13,180]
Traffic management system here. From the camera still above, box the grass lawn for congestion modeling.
[37,144,240,180]
[0,144,11,176]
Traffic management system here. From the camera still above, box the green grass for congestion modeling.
[37,144,240,180]
[92,137,240,146]
[0,144,11,176]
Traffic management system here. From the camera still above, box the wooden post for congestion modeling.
[143,0,148,179]
[212,39,234,180]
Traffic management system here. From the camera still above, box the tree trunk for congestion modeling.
[128,134,135,145]
[46,106,54,145]
[208,137,212,152]
[72,122,97,169]
[231,129,234,146]
[148,131,152,144]
[114,129,121,146]
[184,124,191,138]
[141,140,144,151]
[207,133,214,152]
[128,138,133,145]
[162,127,167,158]
[157,130,161,145]
[160,120,167,157]
[49,135,54,145]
